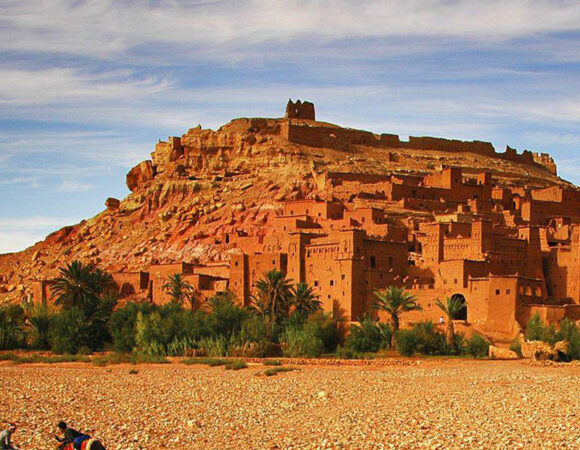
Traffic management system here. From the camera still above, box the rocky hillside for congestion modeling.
[0,106,572,302]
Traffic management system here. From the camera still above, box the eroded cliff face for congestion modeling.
[0,112,570,301]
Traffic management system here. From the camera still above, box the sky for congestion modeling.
[1,0,580,254]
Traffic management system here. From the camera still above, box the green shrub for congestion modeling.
[13,354,90,364]
[241,315,268,343]
[264,367,296,376]
[394,329,419,356]
[464,334,490,358]
[558,319,580,360]
[183,357,227,366]
[510,338,523,358]
[412,321,448,355]
[129,353,169,364]
[335,346,364,359]
[197,336,229,357]
[282,322,325,357]
[25,305,52,350]
[525,313,546,341]
[224,360,248,370]
[49,307,92,354]
[109,302,155,353]
[262,360,282,366]
[206,293,247,338]
[345,316,384,353]
[0,304,26,350]
[306,311,340,352]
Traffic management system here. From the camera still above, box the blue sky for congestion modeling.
[1,0,580,253]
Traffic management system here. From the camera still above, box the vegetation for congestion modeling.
[224,360,248,370]
[8,269,579,363]
[523,314,580,361]
[345,316,390,353]
[264,367,297,376]
[436,295,466,346]
[464,334,490,358]
[162,273,198,312]
[374,286,421,347]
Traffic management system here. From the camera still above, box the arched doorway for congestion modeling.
[451,293,467,320]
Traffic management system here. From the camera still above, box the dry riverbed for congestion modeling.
[0,360,578,449]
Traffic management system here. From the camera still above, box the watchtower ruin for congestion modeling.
[285,99,315,120]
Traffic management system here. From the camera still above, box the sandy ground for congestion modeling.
[0,359,579,449]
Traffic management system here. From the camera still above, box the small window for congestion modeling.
[495,289,500,295]
[506,289,511,295]
[272,260,276,265]
[235,261,238,267]
[314,280,319,287]
[330,280,334,286]
[370,256,376,268]
[341,274,346,280]
[454,278,458,285]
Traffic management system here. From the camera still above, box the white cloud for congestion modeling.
[0,176,39,188]
[56,179,94,192]
[1,1,579,60]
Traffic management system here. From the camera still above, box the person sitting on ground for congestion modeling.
[55,422,90,450]
[0,423,18,450]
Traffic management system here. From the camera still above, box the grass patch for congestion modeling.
[262,360,282,366]
[224,360,248,370]
[129,353,169,364]
[92,353,131,366]
[183,357,227,367]
[264,367,297,377]
[0,353,18,361]
[129,369,139,375]
[11,354,91,364]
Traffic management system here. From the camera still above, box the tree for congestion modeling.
[162,273,197,311]
[436,295,467,346]
[252,270,292,333]
[52,260,113,312]
[290,282,322,316]
[374,286,422,347]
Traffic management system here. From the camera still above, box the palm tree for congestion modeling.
[162,273,196,311]
[436,295,467,346]
[374,286,422,347]
[52,260,112,311]
[290,282,322,315]
[252,270,292,329]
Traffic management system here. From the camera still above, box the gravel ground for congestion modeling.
[0,360,578,449]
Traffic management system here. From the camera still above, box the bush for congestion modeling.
[241,315,268,344]
[306,311,340,352]
[412,321,448,355]
[510,338,523,358]
[109,302,155,353]
[129,353,169,364]
[49,307,92,354]
[558,318,580,360]
[224,360,248,370]
[345,316,386,353]
[206,293,247,338]
[464,334,490,358]
[0,304,26,350]
[25,305,52,350]
[263,360,282,366]
[335,346,365,359]
[264,367,296,376]
[282,322,325,358]
[197,336,229,357]
[394,329,419,356]
[183,357,227,366]
[525,313,546,341]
